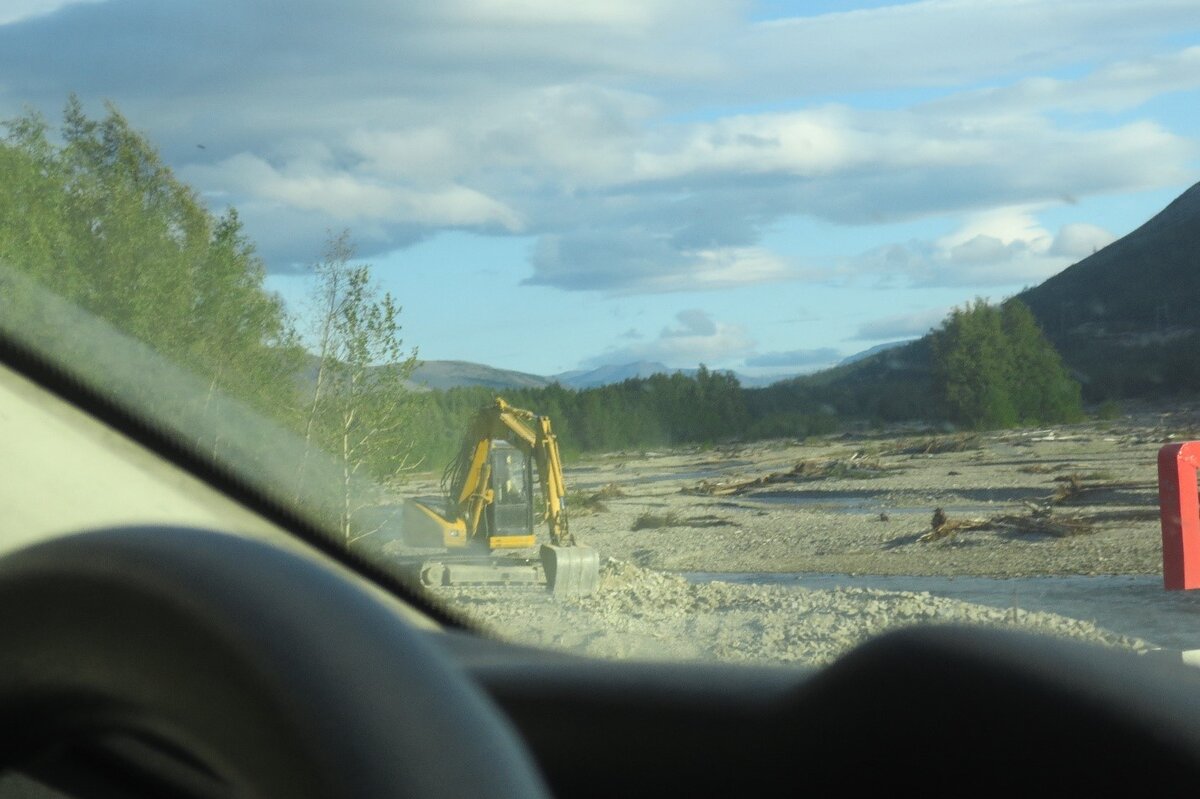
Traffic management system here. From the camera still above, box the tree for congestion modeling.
[931,298,1081,429]
[1001,299,1082,424]
[1,99,300,427]
[930,299,1016,429]
[300,231,420,543]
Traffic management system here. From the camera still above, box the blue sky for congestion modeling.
[2,0,1199,378]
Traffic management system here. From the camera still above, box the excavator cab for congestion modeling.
[485,441,537,548]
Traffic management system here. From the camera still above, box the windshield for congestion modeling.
[2,0,1199,667]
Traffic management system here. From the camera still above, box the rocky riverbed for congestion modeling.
[401,406,1199,667]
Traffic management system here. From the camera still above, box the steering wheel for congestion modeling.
[0,527,550,798]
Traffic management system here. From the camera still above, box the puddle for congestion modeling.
[637,463,751,484]
[571,460,752,489]
[684,572,1200,650]
[741,492,1000,517]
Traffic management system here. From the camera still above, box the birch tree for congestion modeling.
[301,232,420,542]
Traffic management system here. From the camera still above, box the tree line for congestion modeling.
[408,366,754,466]
[408,298,1083,465]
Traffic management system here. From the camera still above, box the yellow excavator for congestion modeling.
[402,397,599,595]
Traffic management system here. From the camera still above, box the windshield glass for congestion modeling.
[2,0,1199,667]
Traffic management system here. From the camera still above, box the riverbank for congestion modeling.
[562,415,1175,578]
[399,412,1194,666]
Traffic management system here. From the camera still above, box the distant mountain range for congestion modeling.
[409,360,552,391]
[408,359,791,392]
[553,361,685,389]
[837,341,911,367]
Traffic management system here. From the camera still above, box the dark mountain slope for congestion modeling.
[1020,181,1200,341]
[760,179,1200,413]
[1017,181,1200,398]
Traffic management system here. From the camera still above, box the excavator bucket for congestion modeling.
[541,545,600,596]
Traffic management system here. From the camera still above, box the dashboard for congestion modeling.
[2,350,1200,796]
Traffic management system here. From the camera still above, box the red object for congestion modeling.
[1159,442,1200,590]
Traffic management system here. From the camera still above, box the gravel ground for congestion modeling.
[437,559,1149,668]
[402,406,1200,667]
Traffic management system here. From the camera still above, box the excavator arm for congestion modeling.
[441,398,574,547]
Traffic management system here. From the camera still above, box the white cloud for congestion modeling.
[1049,223,1118,258]
[853,308,950,341]
[633,108,857,182]
[663,309,716,337]
[581,309,754,368]
[185,153,523,232]
[527,234,793,294]
[740,0,1200,97]
[345,85,655,189]
[0,0,99,26]
[932,46,1200,116]
[625,109,1192,219]
[1,0,1195,293]
[744,348,840,368]
[847,207,1118,288]
[444,0,723,29]
[643,247,794,293]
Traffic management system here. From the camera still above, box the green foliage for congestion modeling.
[0,98,299,420]
[299,232,420,539]
[1000,299,1083,425]
[0,100,424,543]
[410,366,755,466]
[930,299,1081,429]
[747,339,935,425]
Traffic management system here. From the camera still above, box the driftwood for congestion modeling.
[918,505,1096,542]
[917,507,990,542]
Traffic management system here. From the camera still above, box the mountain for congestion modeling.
[554,361,677,389]
[555,361,792,389]
[1019,181,1200,338]
[405,359,795,392]
[1015,180,1200,398]
[837,340,913,367]
[767,178,1200,413]
[409,360,553,391]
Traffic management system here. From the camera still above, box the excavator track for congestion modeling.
[418,555,544,588]
[399,545,599,595]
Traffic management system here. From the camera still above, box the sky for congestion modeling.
[1,0,1198,379]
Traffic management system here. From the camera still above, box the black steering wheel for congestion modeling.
[0,527,550,798]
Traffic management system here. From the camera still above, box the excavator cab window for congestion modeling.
[487,441,535,536]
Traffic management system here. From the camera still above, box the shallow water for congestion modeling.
[685,572,1200,650]
[569,460,752,488]
[738,492,1001,517]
